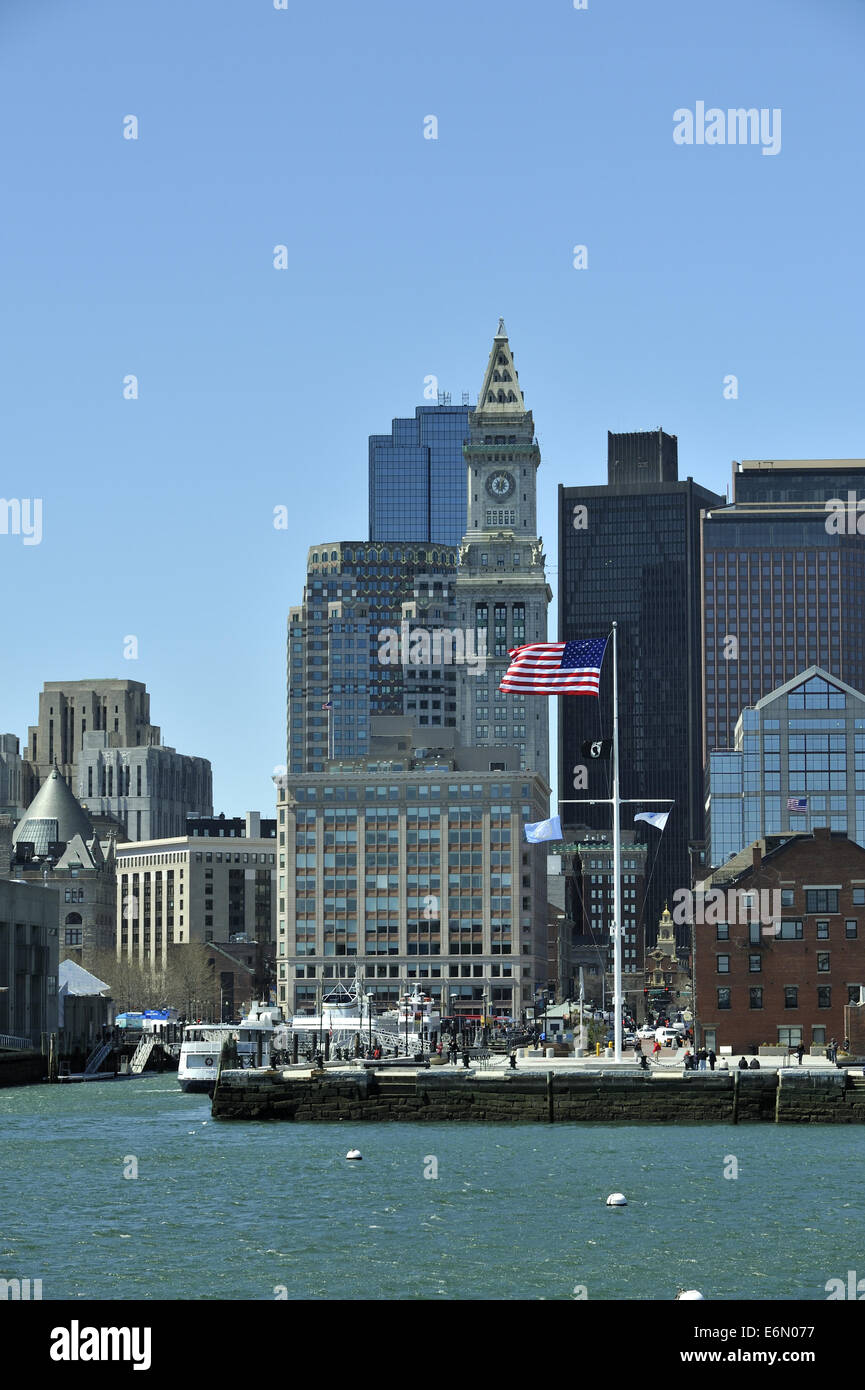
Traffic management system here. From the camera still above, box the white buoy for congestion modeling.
[605,1192,627,1206]
[345,1148,363,1161]
[676,1289,705,1300]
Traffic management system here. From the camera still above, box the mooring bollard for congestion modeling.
[509,1052,517,1070]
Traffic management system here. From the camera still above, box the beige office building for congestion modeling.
[116,813,276,966]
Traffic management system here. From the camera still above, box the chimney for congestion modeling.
[751,842,762,869]
[813,825,831,841]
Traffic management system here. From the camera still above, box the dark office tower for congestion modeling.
[607,429,679,486]
[558,447,723,945]
[369,402,471,548]
[702,459,865,756]
[286,541,457,774]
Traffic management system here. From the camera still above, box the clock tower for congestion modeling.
[454,321,551,783]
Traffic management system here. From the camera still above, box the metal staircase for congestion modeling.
[83,1040,113,1075]
[130,1035,159,1074]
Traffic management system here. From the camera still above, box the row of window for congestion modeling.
[717,951,842,972]
[716,985,860,1009]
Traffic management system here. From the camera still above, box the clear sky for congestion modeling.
[1,0,863,816]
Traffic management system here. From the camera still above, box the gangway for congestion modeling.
[130,1035,159,1074]
[83,1040,113,1075]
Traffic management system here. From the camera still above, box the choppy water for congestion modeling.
[1,1076,862,1300]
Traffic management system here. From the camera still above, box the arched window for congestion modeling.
[507,391,517,402]
[497,390,506,403]
[502,370,512,381]
[65,912,82,925]
[493,370,501,382]
[312,553,319,563]
[331,551,337,561]
[487,392,495,403]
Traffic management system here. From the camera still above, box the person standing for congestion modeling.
[707,1049,717,1072]
[796,1042,805,1066]
[828,1036,837,1063]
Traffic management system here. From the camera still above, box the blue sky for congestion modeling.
[1,0,862,815]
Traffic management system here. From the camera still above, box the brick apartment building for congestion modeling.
[695,828,865,1053]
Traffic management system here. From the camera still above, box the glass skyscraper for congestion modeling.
[286,541,457,774]
[558,433,723,943]
[702,458,865,755]
[705,668,865,868]
[368,403,470,547]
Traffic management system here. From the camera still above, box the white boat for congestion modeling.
[287,978,441,1056]
[177,1001,285,1094]
[378,989,442,1052]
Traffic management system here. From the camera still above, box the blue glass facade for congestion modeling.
[369,404,470,547]
[705,671,865,867]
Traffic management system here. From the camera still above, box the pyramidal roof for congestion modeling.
[475,319,526,415]
[12,767,95,849]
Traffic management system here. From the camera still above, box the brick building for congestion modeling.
[695,828,865,1053]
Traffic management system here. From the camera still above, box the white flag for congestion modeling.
[524,815,563,843]
[634,811,670,831]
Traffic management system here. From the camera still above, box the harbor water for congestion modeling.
[2,1076,862,1301]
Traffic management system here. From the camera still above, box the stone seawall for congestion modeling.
[211,1066,865,1124]
[0,1050,45,1089]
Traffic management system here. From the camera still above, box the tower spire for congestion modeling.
[476,320,525,415]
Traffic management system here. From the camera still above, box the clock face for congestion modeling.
[487,471,515,500]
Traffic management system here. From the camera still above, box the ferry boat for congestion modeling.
[177,1001,285,1094]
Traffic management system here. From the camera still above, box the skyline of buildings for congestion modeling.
[2,323,865,1044]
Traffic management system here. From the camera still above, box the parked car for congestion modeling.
[637,1025,656,1039]
[655,1026,684,1046]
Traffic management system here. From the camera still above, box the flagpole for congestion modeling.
[611,621,623,1064]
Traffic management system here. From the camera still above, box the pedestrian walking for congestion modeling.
[796,1042,805,1066]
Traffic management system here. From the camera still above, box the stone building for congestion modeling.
[10,768,118,956]
[116,812,277,968]
[694,827,865,1054]
[22,679,212,841]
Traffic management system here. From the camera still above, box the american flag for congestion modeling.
[499,638,607,695]
[787,796,808,811]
